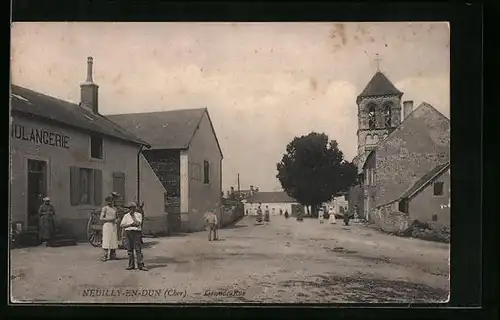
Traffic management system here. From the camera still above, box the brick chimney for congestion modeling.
[402,100,414,120]
[80,56,99,114]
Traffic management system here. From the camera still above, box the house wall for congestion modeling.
[142,149,181,233]
[187,112,223,232]
[363,152,378,221]
[9,113,164,240]
[138,154,169,235]
[409,168,451,230]
[375,104,450,207]
[348,184,364,217]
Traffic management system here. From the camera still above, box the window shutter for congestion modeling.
[94,169,103,205]
[70,166,80,206]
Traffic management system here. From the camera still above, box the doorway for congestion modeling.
[27,159,47,228]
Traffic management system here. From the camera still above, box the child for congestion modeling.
[120,202,148,271]
[204,210,218,241]
[318,208,325,224]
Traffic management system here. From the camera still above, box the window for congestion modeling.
[432,214,438,221]
[365,134,372,145]
[398,199,409,213]
[203,160,210,184]
[433,181,444,196]
[70,167,102,206]
[90,135,103,159]
[190,162,201,180]
[383,104,392,127]
[368,105,376,129]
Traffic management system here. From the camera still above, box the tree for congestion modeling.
[276,132,357,217]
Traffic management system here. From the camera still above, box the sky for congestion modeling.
[11,22,450,192]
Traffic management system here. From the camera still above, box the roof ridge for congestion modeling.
[106,108,207,117]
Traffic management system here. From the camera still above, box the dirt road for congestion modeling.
[10,216,450,304]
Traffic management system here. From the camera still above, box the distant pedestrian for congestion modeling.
[296,210,304,222]
[38,197,56,243]
[343,206,352,226]
[264,206,270,222]
[329,207,337,224]
[279,208,283,216]
[204,210,219,241]
[121,202,148,271]
[256,205,263,224]
[284,209,289,219]
[318,208,325,224]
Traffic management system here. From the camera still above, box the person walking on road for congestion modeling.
[100,196,119,261]
[284,209,289,219]
[256,205,263,224]
[264,206,270,223]
[329,206,337,224]
[120,202,148,271]
[204,210,219,241]
[318,207,325,224]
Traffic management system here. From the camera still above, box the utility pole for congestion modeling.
[237,173,241,194]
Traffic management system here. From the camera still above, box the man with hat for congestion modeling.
[38,197,56,243]
[120,201,148,271]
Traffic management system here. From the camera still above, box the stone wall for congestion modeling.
[371,202,411,234]
[143,149,182,233]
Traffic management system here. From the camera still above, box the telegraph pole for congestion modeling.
[237,173,241,194]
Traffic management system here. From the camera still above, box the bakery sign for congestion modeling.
[11,123,70,149]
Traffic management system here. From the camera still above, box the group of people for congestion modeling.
[100,192,148,271]
[254,204,273,224]
[318,205,359,226]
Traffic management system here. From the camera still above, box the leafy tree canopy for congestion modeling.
[276,132,357,214]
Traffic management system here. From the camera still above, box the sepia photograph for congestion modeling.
[9,22,450,304]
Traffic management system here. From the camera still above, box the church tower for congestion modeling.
[355,71,403,172]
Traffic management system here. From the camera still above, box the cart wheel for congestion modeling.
[87,213,102,247]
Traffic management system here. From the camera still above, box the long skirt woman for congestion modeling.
[102,222,118,260]
[39,214,55,242]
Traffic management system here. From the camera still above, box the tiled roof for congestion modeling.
[357,71,402,100]
[244,191,298,204]
[400,162,450,199]
[108,108,213,151]
[11,85,149,146]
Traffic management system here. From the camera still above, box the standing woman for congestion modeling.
[100,196,119,261]
[38,197,56,243]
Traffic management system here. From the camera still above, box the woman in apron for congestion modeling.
[100,196,119,261]
[329,206,337,224]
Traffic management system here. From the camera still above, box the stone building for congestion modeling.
[349,71,406,218]
[362,102,450,232]
[109,108,223,233]
[348,70,450,233]
[10,57,168,240]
